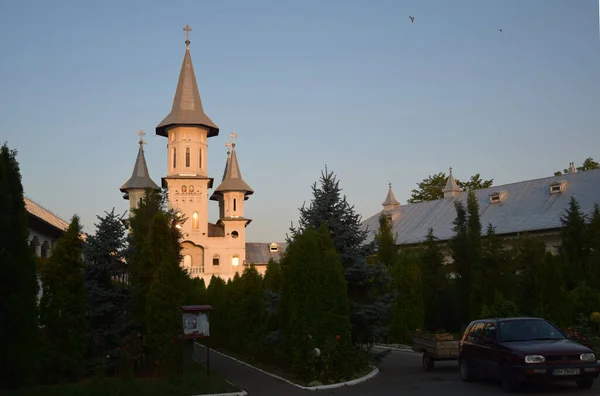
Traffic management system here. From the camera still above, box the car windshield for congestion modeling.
[498,319,566,342]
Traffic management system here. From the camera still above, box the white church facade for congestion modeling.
[120,26,284,284]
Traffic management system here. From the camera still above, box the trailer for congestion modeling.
[412,334,460,371]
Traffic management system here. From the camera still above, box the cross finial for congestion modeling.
[449,166,453,175]
[137,130,146,145]
[184,24,192,46]
[225,141,232,154]
[389,182,392,188]
[230,132,238,148]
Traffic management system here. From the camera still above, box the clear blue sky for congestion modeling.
[1,0,599,242]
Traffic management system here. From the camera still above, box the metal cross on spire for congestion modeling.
[449,166,453,175]
[230,132,238,146]
[389,182,392,188]
[184,24,192,46]
[137,129,146,145]
[225,141,232,154]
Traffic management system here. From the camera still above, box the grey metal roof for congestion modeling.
[245,242,287,265]
[24,196,69,232]
[210,146,254,200]
[362,169,600,245]
[156,42,219,138]
[120,142,160,193]
[382,184,401,206]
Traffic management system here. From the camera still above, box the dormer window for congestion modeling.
[550,180,567,194]
[489,191,507,204]
[269,243,279,252]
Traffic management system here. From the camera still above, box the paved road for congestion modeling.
[324,349,600,396]
[196,344,600,395]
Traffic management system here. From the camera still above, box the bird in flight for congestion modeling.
[498,28,503,33]
[409,16,414,23]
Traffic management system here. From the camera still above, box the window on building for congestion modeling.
[192,212,199,229]
[181,185,187,193]
[213,255,220,266]
[41,241,50,258]
[232,255,240,267]
[173,147,177,168]
[231,230,239,238]
[185,147,190,167]
[189,185,194,193]
[30,236,39,254]
[233,198,237,211]
[199,148,203,168]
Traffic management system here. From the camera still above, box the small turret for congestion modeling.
[442,167,462,199]
[120,130,160,209]
[382,183,401,212]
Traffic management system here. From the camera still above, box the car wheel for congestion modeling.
[576,379,594,389]
[459,358,474,382]
[422,352,434,371]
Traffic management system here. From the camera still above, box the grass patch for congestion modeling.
[7,343,240,396]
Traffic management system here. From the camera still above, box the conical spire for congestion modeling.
[156,25,219,138]
[120,131,160,197]
[382,182,401,210]
[211,132,253,200]
[442,167,462,199]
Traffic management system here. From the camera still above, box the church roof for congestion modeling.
[156,35,219,138]
[382,183,400,206]
[120,140,160,194]
[245,242,287,265]
[211,143,254,199]
[362,169,600,245]
[24,196,69,233]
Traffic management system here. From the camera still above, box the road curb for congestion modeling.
[194,342,379,391]
[373,344,416,353]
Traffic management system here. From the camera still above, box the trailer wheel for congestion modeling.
[422,352,434,371]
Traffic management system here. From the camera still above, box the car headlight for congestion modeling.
[525,355,545,364]
[581,353,596,362]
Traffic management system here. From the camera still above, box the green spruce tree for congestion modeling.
[289,167,392,344]
[450,200,470,326]
[205,276,228,347]
[0,143,39,389]
[587,204,600,289]
[39,216,88,382]
[466,191,483,321]
[84,208,131,375]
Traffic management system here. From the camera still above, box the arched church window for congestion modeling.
[232,255,240,267]
[41,241,50,258]
[185,147,190,167]
[30,236,39,254]
[233,198,237,212]
[189,185,194,193]
[181,185,187,193]
[199,148,203,168]
[173,148,177,168]
[192,212,199,229]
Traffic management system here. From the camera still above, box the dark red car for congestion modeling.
[458,317,600,393]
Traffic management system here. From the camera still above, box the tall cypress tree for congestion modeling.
[466,191,483,320]
[289,167,392,345]
[0,143,39,389]
[389,249,424,343]
[375,214,398,269]
[558,197,588,289]
[144,212,186,373]
[39,216,88,382]
[420,228,445,331]
[450,200,470,326]
[587,204,600,289]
